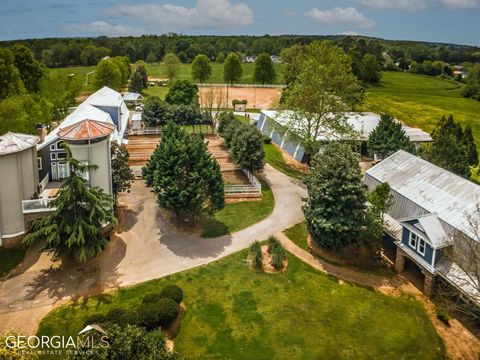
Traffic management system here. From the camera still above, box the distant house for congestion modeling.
[122,92,144,106]
[270,55,281,64]
[257,110,432,163]
[244,55,257,63]
[37,86,129,183]
[365,150,480,302]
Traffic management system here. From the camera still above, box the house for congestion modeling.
[36,86,129,183]
[0,133,39,245]
[365,150,480,302]
[244,55,257,63]
[122,92,144,106]
[270,55,281,63]
[257,110,432,162]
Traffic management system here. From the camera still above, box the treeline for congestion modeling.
[1,34,478,69]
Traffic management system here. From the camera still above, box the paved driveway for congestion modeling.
[0,164,306,335]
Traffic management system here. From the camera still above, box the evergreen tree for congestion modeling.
[303,142,367,251]
[111,141,134,204]
[223,53,243,84]
[143,122,224,222]
[231,126,265,173]
[368,113,415,158]
[462,125,479,166]
[165,80,199,106]
[129,65,148,93]
[23,146,116,262]
[191,54,212,83]
[253,53,276,84]
[142,96,171,126]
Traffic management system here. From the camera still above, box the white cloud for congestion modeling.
[105,0,253,30]
[357,0,480,10]
[67,21,143,36]
[306,7,375,28]
[341,30,362,36]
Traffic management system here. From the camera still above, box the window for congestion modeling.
[50,144,55,151]
[56,141,64,150]
[51,162,57,180]
[418,239,426,256]
[57,152,67,159]
[409,232,418,249]
[57,162,70,179]
[37,157,42,170]
[50,153,56,161]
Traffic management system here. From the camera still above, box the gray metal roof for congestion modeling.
[400,214,452,249]
[0,132,39,155]
[366,150,480,239]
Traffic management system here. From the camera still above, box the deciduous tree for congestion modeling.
[94,58,121,90]
[163,53,181,83]
[0,48,25,100]
[10,44,46,93]
[165,80,199,106]
[111,141,134,204]
[253,53,276,84]
[223,53,243,84]
[191,54,212,83]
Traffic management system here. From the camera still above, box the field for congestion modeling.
[37,248,445,359]
[364,72,480,148]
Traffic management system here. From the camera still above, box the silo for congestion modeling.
[0,133,39,243]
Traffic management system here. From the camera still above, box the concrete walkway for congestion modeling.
[0,164,306,335]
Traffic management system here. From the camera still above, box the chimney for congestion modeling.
[36,123,47,143]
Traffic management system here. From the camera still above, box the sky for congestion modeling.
[0,0,479,46]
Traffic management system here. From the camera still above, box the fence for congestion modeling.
[128,127,163,136]
[38,174,49,194]
[224,169,262,198]
[22,198,56,214]
[196,83,286,89]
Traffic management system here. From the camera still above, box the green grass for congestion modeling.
[364,71,480,150]
[143,85,169,99]
[200,180,274,238]
[263,143,307,180]
[283,221,309,251]
[37,249,445,360]
[0,248,26,278]
[234,114,250,124]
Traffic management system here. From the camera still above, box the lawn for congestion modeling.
[37,249,445,359]
[283,221,309,251]
[0,248,25,278]
[263,143,307,180]
[364,71,480,150]
[200,179,274,238]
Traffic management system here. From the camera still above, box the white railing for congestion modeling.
[197,83,286,89]
[224,185,259,194]
[38,174,49,193]
[129,127,163,136]
[22,198,56,214]
[243,169,261,192]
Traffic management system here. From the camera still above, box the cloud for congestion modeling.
[105,0,253,30]
[357,0,480,10]
[306,7,374,28]
[341,30,362,36]
[67,21,143,36]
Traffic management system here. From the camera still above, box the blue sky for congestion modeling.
[1,0,479,45]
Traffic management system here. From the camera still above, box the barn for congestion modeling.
[256,110,432,162]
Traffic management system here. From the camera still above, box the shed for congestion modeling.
[122,92,144,105]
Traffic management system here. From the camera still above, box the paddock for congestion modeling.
[198,85,282,110]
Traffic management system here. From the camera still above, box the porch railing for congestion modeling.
[22,198,56,214]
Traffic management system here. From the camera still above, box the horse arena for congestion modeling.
[198,85,282,110]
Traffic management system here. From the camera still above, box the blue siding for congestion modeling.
[37,140,68,182]
[95,106,119,129]
[401,227,434,265]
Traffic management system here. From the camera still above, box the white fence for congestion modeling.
[128,127,163,136]
[224,170,262,197]
[38,174,49,194]
[22,198,56,214]
[196,83,286,89]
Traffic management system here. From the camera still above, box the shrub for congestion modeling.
[106,307,139,327]
[436,307,450,326]
[263,135,272,144]
[268,236,286,269]
[250,241,263,269]
[83,313,106,327]
[160,284,184,304]
[137,298,179,330]
[143,293,164,304]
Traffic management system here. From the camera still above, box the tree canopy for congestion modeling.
[165,80,199,106]
[93,58,122,90]
[163,52,181,83]
[0,48,25,100]
[23,146,116,263]
[223,53,243,84]
[191,54,212,83]
[368,113,416,158]
[129,64,148,93]
[303,142,367,251]
[111,141,134,204]
[253,53,276,84]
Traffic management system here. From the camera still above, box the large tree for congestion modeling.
[0,48,25,100]
[129,65,148,93]
[191,54,212,83]
[368,113,416,159]
[163,53,181,83]
[230,125,265,173]
[111,141,134,204]
[10,44,46,93]
[253,53,276,84]
[40,72,82,121]
[23,147,116,263]
[143,122,224,222]
[165,80,199,106]
[142,96,171,126]
[94,58,121,90]
[462,125,479,167]
[281,41,364,163]
[303,142,367,251]
[111,56,131,86]
[223,53,243,84]
[359,53,382,83]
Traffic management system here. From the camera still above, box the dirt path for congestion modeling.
[276,232,480,360]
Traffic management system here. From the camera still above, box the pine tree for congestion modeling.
[462,125,479,167]
[144,122,224,222]
[23,146,116,263]
[368,113,415,158]
[303,142,367,251]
